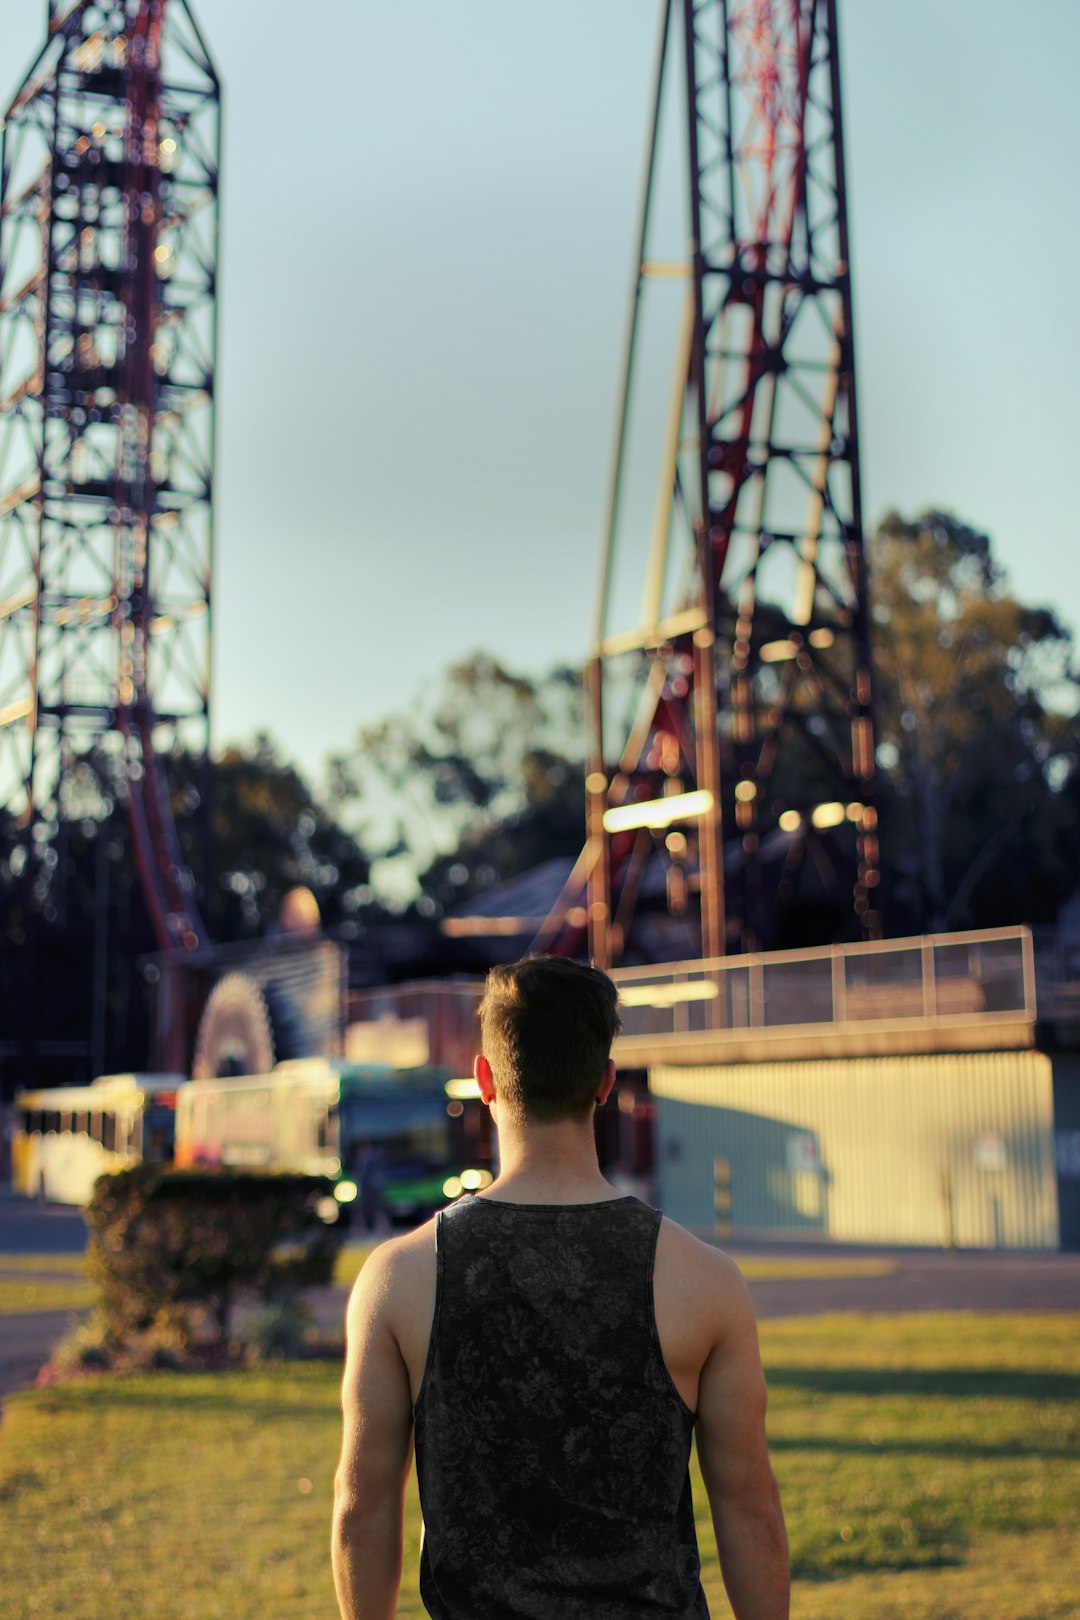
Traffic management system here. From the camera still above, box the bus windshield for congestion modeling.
[12,1074,183,1206]
[338,1093,447,1165]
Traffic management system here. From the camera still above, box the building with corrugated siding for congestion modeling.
[612,928,1080,1251]
[652,1050,1074,1248]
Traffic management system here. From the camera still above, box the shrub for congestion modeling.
[84,1166,346,1350]
[244,1296,316,1364]
[46,1312,117,1377]
[45,1310,196,1381]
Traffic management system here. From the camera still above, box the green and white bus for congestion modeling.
[11,1073,184,1205]
[174,1058,491,1225]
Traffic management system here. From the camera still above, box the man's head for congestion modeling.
[476,955,621,1125]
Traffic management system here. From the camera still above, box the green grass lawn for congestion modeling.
[0,1255,94,1315]
[0,1312,1076,1619]
[0,1277,96,1314]
[734,1256,896,1281]
[0,1254,88,1274]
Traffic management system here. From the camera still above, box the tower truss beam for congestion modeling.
[568,0,879,966]
[0,0,220,954]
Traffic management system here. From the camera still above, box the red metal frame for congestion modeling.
[0,0,220,956]
[542,0,879,966]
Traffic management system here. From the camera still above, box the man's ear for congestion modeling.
[597,1057,616,1107]
[474,1052,497,1108]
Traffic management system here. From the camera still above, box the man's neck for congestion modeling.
[482,1116,619,1206]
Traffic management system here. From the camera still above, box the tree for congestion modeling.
[0,735,374,1092]
[328,654,586,913]
[169,733,372,940]
[869,510,1079,932]
[416,764,586,916]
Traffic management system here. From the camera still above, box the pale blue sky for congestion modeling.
[7,1,1079,785]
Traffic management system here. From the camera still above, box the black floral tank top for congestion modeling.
[413,1193,710,1619]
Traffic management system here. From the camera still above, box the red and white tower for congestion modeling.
[0,0,220,958]
[579,0,879,965]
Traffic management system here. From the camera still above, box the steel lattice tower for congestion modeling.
[0,0,219,954]
[575,0,879,966]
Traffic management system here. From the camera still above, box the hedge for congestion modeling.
[84,1165,346,1349]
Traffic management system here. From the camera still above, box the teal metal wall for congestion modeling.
[652,1050,1060,1249]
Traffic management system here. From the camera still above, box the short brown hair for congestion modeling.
[479,956,621,1124]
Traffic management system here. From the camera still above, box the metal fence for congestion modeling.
[611,927,1037,1043]
[343,927,1080,1061]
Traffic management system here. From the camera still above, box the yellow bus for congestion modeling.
[11,1073,185,1205]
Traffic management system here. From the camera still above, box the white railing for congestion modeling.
[611,926,1036,1043]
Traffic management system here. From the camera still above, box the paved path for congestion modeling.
[0,1188,88,1257]
[2,1190,1078,1400]
[732,1246,1080,1320]
[0,1310,82,1396]
[0,1191,91,1399]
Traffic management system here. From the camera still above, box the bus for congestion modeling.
[174,1058,493,1225]
[11,1073,185,1206]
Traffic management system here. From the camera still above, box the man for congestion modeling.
[333,955,789,1620]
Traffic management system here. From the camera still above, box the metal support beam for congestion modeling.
[560,0,880,966]
[0,0,220,960]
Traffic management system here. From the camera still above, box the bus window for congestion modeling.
[142,1102,175,1163]
[12,1077,186,1206]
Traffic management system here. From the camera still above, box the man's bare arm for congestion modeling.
[332,1245,415,1620]
[696,1261,790,1620]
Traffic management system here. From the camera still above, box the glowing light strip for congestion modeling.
[603,789,713,833]
[618,981,720,1008]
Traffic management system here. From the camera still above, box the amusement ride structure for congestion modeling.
[542,0,880,966]
[2,0,879,1075]
[0,0,219,969]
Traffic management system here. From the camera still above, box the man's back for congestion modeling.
[410,1193,709,1620]
[352,1192,785,1620]
[377,1194,757,1418]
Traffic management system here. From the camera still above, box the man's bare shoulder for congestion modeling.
[657,1213,745,1281]
[344,1220,439,1396]
[655,1216,754,1327]
[347,1218,437,1312]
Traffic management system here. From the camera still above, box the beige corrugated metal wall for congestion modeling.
[651,1051,1060,1248]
